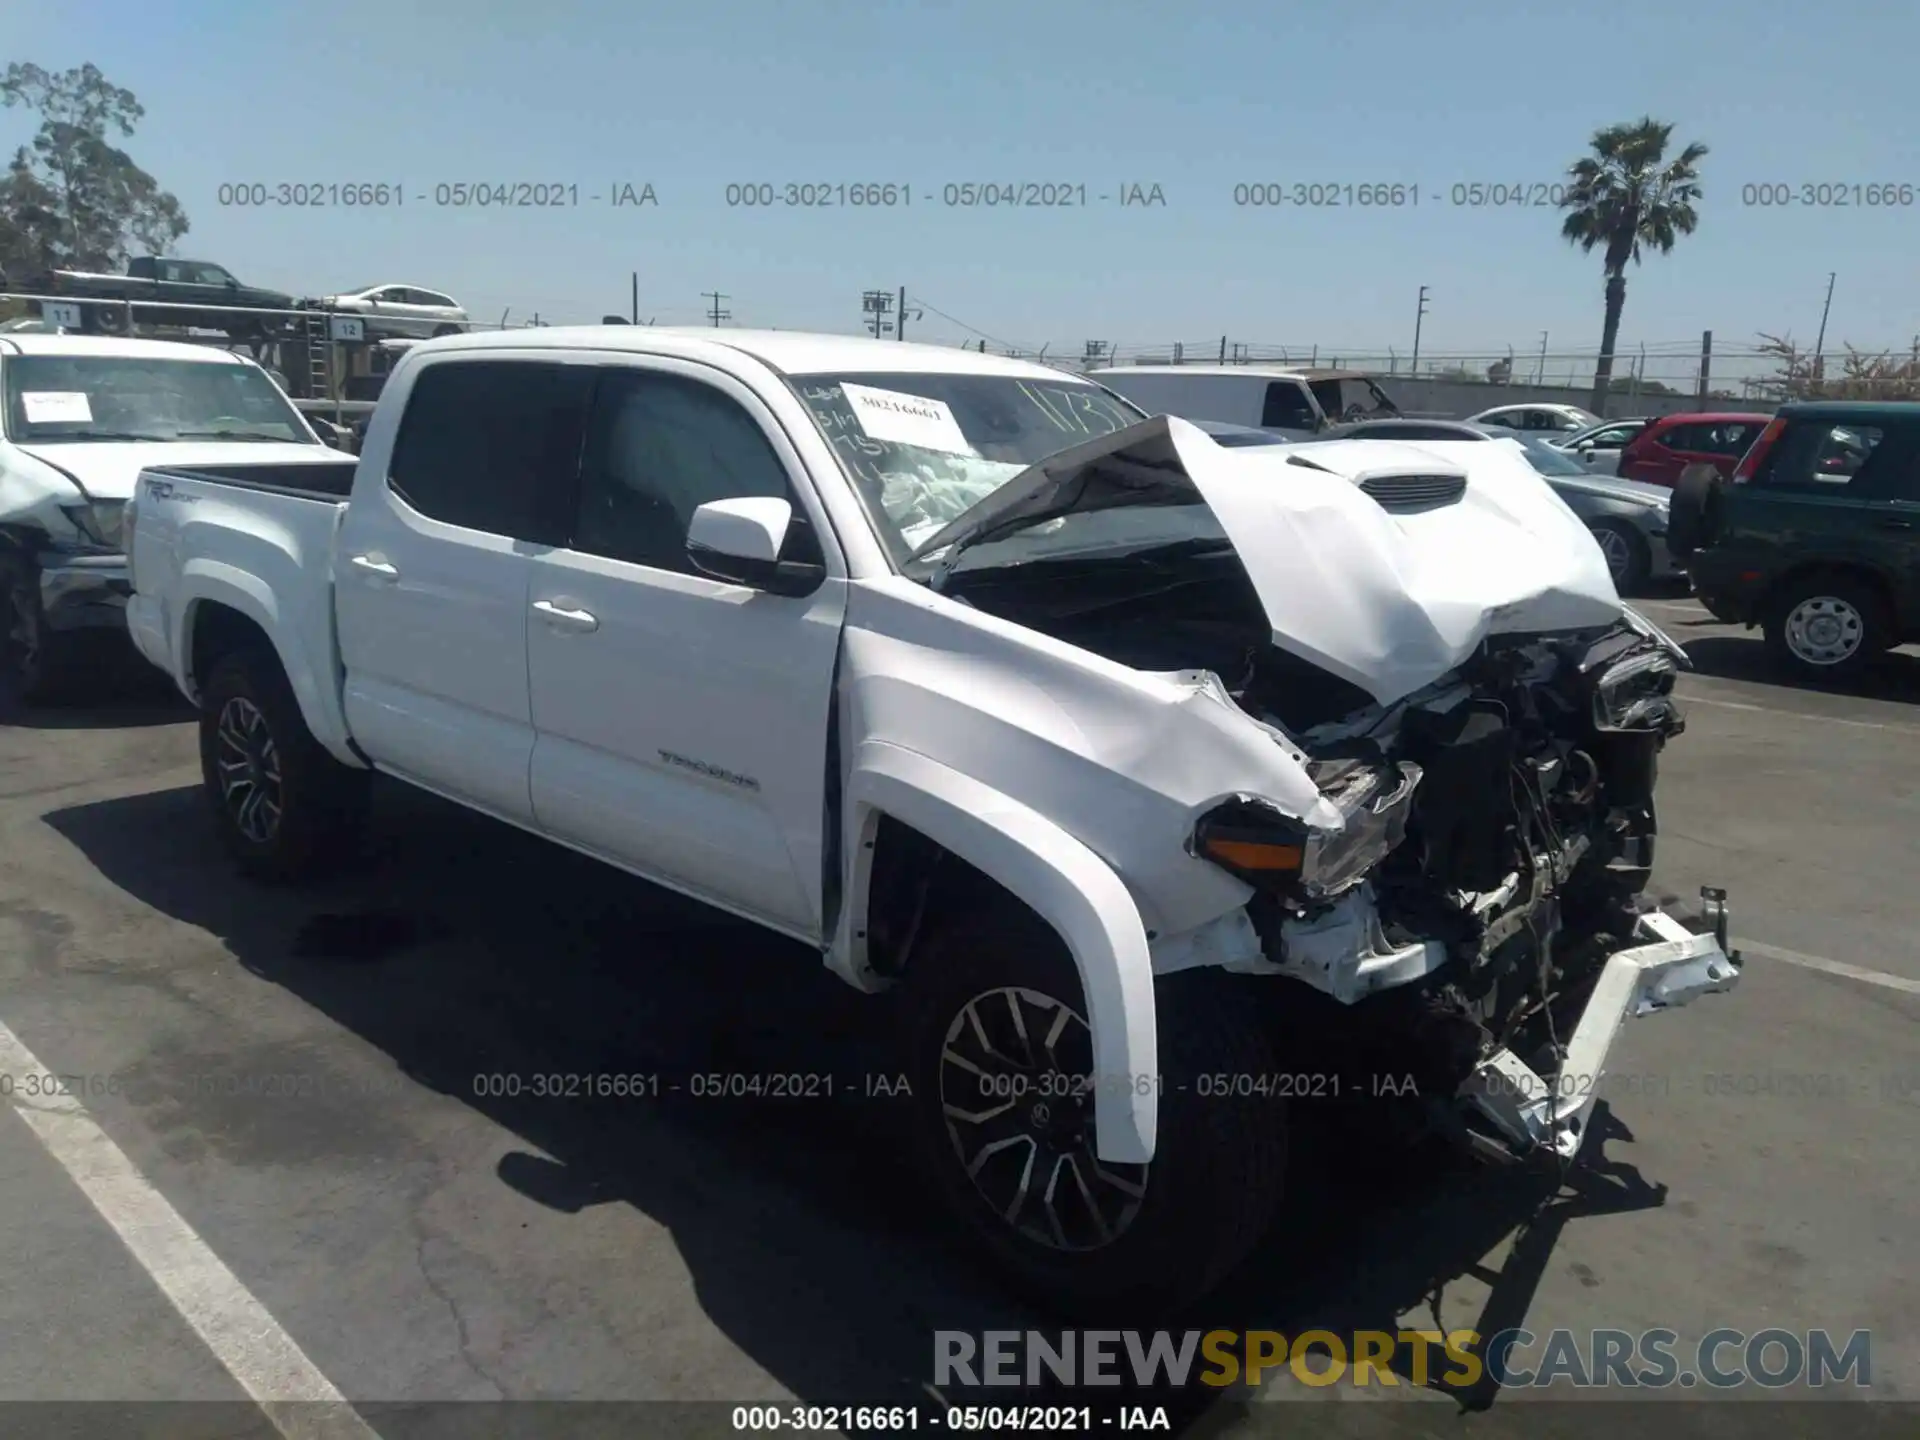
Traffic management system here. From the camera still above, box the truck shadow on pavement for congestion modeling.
[45,779,1672,1434]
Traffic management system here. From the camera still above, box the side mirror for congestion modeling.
[686,497,824,596]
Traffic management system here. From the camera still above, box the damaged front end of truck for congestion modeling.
[897,415,1742,1171]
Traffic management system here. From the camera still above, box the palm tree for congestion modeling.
[1559,118,1707,414]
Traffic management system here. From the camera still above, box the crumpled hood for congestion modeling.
[915,415,1626,707]
[11,439,338,501]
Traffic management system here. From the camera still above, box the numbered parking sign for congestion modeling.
[42,301,84,330]
[328,315,365,342]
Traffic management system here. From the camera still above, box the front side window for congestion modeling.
[572,370,803,575]
[2,354,313,444]
[789,370,1141,563]
[387,359,591,538]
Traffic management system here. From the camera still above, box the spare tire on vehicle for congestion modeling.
[1666,462,1724,559]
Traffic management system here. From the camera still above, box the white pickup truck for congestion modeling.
[123,327,1740,1315]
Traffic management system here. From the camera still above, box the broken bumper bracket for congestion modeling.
[1456,888,1743,1165]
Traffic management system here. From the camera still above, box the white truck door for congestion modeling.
[334,354,593,824]
[526,359,846,940]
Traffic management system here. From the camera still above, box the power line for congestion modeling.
[908,296,1019,351]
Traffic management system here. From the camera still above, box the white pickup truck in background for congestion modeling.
[0,333,339,701]
[122,326,1740,1316]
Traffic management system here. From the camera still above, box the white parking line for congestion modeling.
[1683,692,1920,735]
[0,1016,382,1439]
[1740,940,1920,996]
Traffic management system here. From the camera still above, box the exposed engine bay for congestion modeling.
[940,542,1735,1164]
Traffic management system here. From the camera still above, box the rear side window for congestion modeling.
[1753,423,1889,491]
[1263,383,1317,428]
[1653,422,1699,451]
[387,359,592,540]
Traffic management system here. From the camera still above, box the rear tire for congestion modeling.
[1762,571,1890,684]
[198,646,369,881]
[900,908,1287,1320]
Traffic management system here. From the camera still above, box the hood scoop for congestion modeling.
[1357,471,1468,509]
[1287,452,1468,510]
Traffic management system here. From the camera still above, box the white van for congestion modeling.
[1089,365,1402,438]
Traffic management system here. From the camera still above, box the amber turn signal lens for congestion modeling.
[1199,838,1304,872]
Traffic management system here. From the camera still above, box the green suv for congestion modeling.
[1670,401,1920,682]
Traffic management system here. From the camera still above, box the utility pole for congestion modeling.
[631,272,639,325]
[1411,286,1430,376]
[895,286,921,340]
[1697,330,1712,404]
[1534,331,1548,385]
[1813,272,1836,382]
[702,291,731,327]
[860,289,894,338]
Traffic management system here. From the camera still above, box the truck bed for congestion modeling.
[127,457,362,759]
[143,458,360,501]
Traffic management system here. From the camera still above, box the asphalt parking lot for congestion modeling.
[1,591,1915,1439]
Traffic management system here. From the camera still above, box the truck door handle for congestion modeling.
[349,554,398,580]
[532,599,599,632]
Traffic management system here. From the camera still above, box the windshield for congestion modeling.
[787,370,1143,563]
[2,354,314,444]
[1512,434,1588,476]
[1210,429,1291,448]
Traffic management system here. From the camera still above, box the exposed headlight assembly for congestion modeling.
[1193,761,1422,901]
[1593,647,1679,731]
[59,499,126,551]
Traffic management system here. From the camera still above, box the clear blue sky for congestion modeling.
[7,0,1916,378]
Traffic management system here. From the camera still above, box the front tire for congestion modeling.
[1762,572,1890,683]
[1,554,83,705]
[900,910,1287,1320]
[198,646,369,881]
[1590,520,1651,594]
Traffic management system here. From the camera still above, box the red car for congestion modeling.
[1617,411,1772,487]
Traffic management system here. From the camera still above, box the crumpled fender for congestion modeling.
[840,739,1159,1164]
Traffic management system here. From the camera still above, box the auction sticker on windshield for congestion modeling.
[20,391,94,424]
[841,382,978,456]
